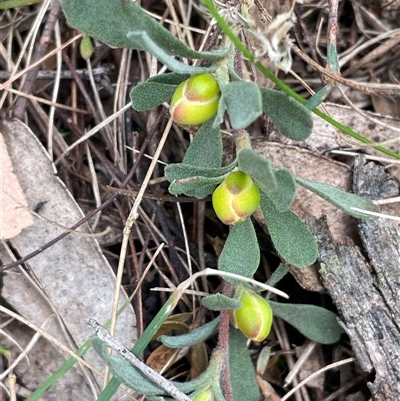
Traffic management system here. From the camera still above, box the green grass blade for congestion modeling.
[27,339,94,401]
[97,292,179,401]
[0,0,43,10]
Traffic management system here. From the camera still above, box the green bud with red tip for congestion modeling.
[212,171,260,225]
[80,36,94,60]
[232,288,273,342]
[170,73,220,125]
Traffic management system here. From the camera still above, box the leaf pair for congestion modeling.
[238,148,296,212]
[233,148,316,268]
[164,118,234,198]
[160,295,343,348]
[132,77,314,141]
[221,82,313,141]
[92,338,220,398]
[234,147,377,268]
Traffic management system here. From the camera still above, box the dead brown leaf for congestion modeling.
[146,344,182,372]
[0,133,34,239]
[295,342,325,395]
[188,341,208,379]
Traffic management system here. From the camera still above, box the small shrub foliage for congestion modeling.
[62,0,378,400]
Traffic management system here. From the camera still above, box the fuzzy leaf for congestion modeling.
[267,263,289,287]
[263,169,296,212]
[304,85,331,110]
[260,194,318,267]
[93,338,216,395]
[130,73,189,111]
[202,294,242,311]
[213,95,226,128]
[160,317,220,348]
[126,31,217,74]
[218,218,260,278]
[268,301,344,344]
[238,148,277,193]
[63,0,227,73]
[165,163,235,181]
[168,175,224,198]
[260,88,313,141]
[295,176,378,219]
[229,328,260,401]
[92,339,166,396]
[212,382,227,401]
[182,118,222,168]
[223,81,262,129]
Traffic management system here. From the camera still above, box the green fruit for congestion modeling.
[233,290,273,342]
[170,73,220,125]
[212,171,260,225]
[80,36,94,60]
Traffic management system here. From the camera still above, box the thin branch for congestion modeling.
[0,66,114,81]
[87,318,192,401]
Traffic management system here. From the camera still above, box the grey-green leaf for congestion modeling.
[213,95,226,128]
[168,175,224,198]
[238,148,277,193]
[182,118,222,168]
[92,338,166,396]
[202,294,242,311]
[160,317,220,348]
[93,338,217,395]
[223,81,262,129]
[304,85,331,110]
[126,31,217,75]
[212,381,227,401]
[260,88,313,141]
[165,163,235,181]
[268,301,344,344]
[295,176,378,219]
[263,169,296,212]
[130,73,189,111]
[229,328,260,401]
[218,218,260,279]
[267,263,289,287]
[260,193,318,267]
[62,0,227,69]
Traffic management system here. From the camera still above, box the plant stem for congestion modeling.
[218,282,234,401]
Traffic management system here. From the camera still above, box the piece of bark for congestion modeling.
[308,156,400,400]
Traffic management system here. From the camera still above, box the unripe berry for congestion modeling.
[170,73,220,125]
[194,388,216,401]
[212,171,260,225]
[80,36,94,60]
[233,290,273,342]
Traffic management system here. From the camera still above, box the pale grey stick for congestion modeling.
[0,66,114,81]
[87,318,192,401]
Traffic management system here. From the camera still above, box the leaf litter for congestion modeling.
[1,0,400,400]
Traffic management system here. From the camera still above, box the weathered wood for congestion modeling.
[308,156,400,400]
